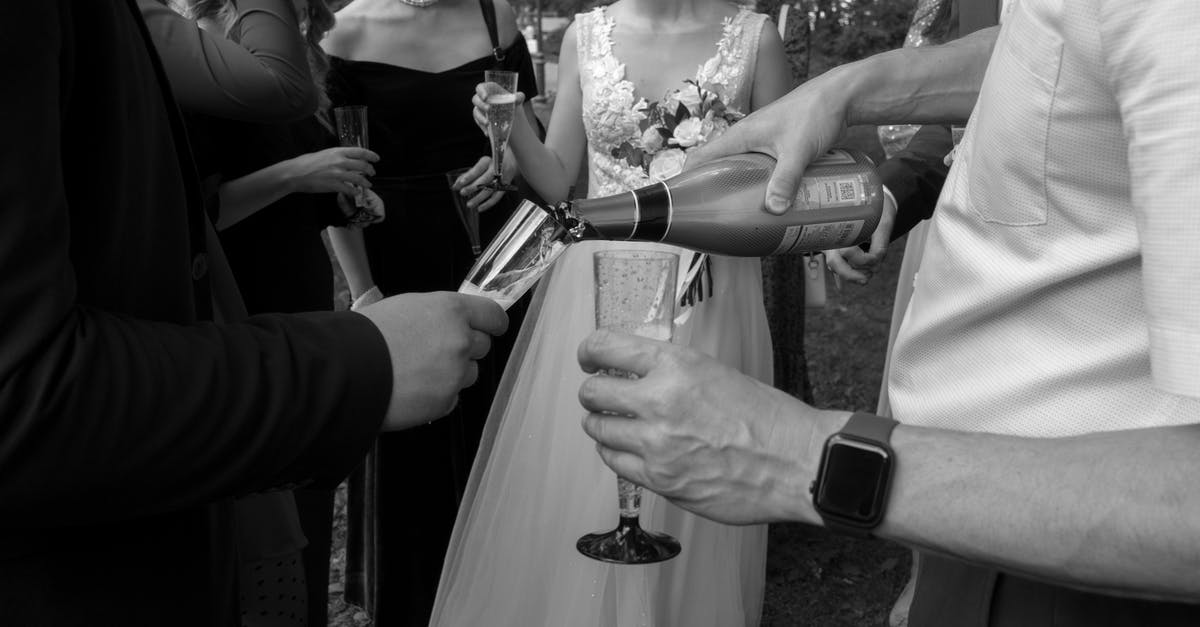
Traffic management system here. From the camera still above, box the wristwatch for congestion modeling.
[810,412,897,537]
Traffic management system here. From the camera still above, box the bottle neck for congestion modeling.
[571,180,673,242]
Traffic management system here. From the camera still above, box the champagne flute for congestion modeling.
[577,250,682,564]
[482,70,519,193]
[446,167,482,257]
[333,105,369,208]
[458,200,570,310]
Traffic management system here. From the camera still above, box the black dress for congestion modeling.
[328,16,538,627]
[189,113,348,627]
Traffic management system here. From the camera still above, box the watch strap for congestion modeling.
[841,412,898,445]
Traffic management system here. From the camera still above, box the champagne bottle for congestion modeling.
[460,149,883,309]
[558,149,883,256]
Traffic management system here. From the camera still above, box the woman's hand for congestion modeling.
[451,156,509,213]
[472,83,527,137]
[338,188,385,227]
[285,146,380,195]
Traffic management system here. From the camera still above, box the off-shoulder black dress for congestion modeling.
[328,5,539,625]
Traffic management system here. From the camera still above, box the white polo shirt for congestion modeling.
[888,0,1200,436]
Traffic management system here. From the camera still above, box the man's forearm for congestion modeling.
[791,415,1200,602]
[833,26,1000,127]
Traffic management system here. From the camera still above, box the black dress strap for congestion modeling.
[478,0,506,63]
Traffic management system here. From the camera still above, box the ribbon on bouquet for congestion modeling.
[677,252,713,309]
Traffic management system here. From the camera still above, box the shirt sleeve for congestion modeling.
[138,0,318,122]
[1097,0,1200,398]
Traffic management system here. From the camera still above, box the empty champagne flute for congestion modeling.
[482,70,518,193]
[446,167,482,257]
[577,250,682,564]
[333,105,369,208]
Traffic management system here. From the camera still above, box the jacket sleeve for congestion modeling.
[137,0,318,122]
[0,1,389,526]
[876,124,954,241]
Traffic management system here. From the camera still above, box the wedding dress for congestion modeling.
[431,7,773,626]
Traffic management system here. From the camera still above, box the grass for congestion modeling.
[761,233,913,627]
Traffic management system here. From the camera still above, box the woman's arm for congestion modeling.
[749,19,793,112]
[327,226,377,302]
[137,0,318,121]
[215,161,296,230]
[216,147,378,230]
[479,23,588,205]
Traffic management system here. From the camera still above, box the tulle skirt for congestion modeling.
[431,240,773,627]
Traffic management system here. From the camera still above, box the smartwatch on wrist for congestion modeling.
[810,412,897,537]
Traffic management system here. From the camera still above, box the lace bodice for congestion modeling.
[576,6,767,198]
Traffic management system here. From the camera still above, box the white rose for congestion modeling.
[698,57,722,81]
[641,127,664,153]
[648,149,687,181]
[667,86,703,114]
[671,117,704,148]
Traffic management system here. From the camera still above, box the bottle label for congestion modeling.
[772,220,865,255]
[797,177,864,209]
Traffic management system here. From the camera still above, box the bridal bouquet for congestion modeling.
[612,79,744,181]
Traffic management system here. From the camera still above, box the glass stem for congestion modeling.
[617,477,642,520]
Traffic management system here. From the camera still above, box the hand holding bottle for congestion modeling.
[684,69,852,215]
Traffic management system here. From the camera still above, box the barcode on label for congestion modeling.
[838,182,856,201]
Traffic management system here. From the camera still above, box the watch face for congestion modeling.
[815,436,891,525]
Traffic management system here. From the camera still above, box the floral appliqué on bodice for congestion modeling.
[577,7,767,198]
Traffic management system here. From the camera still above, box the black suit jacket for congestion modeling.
[879,124,955,241]
[0,2,390,623]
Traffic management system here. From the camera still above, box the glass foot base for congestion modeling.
[577,518,681,565]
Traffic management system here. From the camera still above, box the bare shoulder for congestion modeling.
[755,12,787,60]
[323,5,369,57]
[560,18,580,55]
[324,0,403,58]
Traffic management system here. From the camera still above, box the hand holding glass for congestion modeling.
[576,250,682,564]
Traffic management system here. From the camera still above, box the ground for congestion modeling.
[328,232,914,626]
[760,231,914,627]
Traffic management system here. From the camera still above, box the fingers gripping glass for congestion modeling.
[577,250,682,565]
[481,70,519,193]
[333,106,370,210]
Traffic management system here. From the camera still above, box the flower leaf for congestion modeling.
[674,101,690,122]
